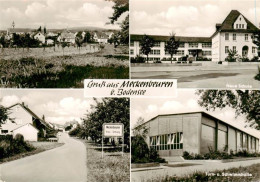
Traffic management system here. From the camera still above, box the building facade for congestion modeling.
[130,10,259,62]
[140,112,259,157]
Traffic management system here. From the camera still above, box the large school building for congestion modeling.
[139,112,259,157]
[130,10,259,62]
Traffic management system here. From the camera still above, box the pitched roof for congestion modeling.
[130,34,211,43]
[95,32,109,39]
[211,10,259,37]
[11,123,39,132]
[136,111,260,139]
[8,103,50,128]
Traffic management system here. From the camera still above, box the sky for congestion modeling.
[0,89,96,125]
[130,0,260,37]
[131,89,260,138]
[0,0,124,30]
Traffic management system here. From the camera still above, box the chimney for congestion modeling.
[22,102,24,106]
[216,24,222,31]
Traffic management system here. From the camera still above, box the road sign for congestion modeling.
[102,123,124,158]
[103,123,123,137]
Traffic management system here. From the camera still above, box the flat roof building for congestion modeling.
[138,112,259,157]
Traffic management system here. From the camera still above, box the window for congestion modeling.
[130,41,134,47]
[242,24,244,29]
[189,43,198,48]
[176,50,184,56]
[179,43,185,48]
[202,51,211,56]
[130,49,134,55]
[239,24,241,29]
[245,34,248,41]
[149,132,183,151]
[154,42,160,47]
[233,34,236,41]
[150,50,160,55]
[236,24,238,29]
[202,43,212,48]
[233,46,236,52]
[225,46,229,54]
[1,130,8,134]
[225,33,229,40]
[252,47,256,53]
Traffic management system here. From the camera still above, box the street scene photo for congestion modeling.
[131,89,260,182]
[0,89,130,182]
[0,0,129,88]
[130,0,260,88]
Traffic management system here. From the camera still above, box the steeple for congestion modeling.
[12,21,15,29]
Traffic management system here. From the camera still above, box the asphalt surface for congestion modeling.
[131,158,260,182]
[131,65,260,89]
[0,133,86,182]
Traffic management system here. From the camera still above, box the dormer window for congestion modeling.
[234,15,247,30]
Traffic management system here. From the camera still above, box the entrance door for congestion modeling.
[242,46,249,57]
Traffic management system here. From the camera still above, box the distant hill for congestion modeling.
[0,26,119,33]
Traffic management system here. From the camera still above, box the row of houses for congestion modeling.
[4,26,114,45]
[130,10,260,62]
[0,103,61,141]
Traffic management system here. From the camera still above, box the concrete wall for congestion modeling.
[228,127,236,153]
[145,113,201,157]
[200,116,216,154]
[212,33,220,62]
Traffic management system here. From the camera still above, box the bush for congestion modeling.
[153,60,162,63]
[241,57,250,62]
[250,56,259,62]
[218,61,222,64]
[14,134,24,143]
[131,55,145,63]
[255,66,260,81]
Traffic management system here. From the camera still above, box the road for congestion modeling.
[0,133,86,182]
[131,158,260,182]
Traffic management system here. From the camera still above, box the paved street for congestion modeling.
[0,133,86,182]
[131,65,260,88]
[131,159,260,182]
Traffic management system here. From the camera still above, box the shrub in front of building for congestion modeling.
[130,55,145,63]
[131,135,165,163]
[0,134,35,160]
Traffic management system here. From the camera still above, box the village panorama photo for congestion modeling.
[0,89,130,182]
[130,0,260,89]
[0,0,129,88]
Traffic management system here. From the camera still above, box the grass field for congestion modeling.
[0,44,129,88]
[148,163,260,182]
[0,141,64,164]
[85,141,130,182]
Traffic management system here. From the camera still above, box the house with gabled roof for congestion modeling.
[130,10,259,62]
[93,32,109,44]
[0,102,51,141]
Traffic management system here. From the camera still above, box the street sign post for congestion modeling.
[102,123,124,158]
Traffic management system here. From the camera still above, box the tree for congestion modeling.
[225,49,238,62]
[164,33,180,63]
[196,90,260,129]
[84,32,92,43]
[0,36,7,52]
[133,117,148,138]
[253,30,260,56]
[140,35,155,63]
[110,33,120,48]
[119,14,129,45]
[43,27,47,34]
[75,32,84,53]
[82,98,130,147]
[0,105,11,127]
[61,38,68,56]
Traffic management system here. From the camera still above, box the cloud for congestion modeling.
[1,95,20,107]
[160,101,184,113]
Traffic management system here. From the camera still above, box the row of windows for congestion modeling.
[202,51,212,56]
[225,46,257,54]
[150,49,160,55]
[225,33,249,41]
[150,132,183,151]
[237,132,257,150]
[235,24,245,29]
[130,41,212,48]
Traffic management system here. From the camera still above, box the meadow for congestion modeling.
[0,44,129,88]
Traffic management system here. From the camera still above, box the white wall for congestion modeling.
[13,124,38,142]
[9,105,33,125]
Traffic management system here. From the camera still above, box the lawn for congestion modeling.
[148,163,260,182]
[84,141,130,182]
[0,44,129,88]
